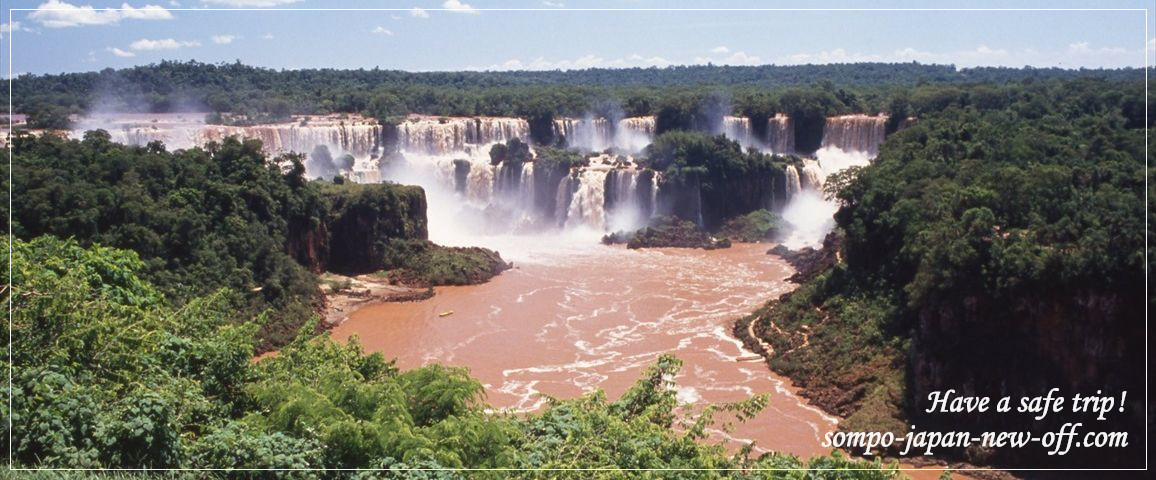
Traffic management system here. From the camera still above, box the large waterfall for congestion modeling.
[820,114,888,157]
[395,116,530,156]
[553,116,656,154]
[721,116,762,151]
[779,114,887,249]
[70,111,896,248]
[766,114,795,155]
[76,114,382,157]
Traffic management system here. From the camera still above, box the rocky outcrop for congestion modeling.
[286,183,428,276]
[767,232,841,283]
[908,288,1145,467]
[602,217,731,250]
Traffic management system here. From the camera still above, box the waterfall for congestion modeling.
[766,114,795,155]
[72,113,658,242]
[785,165,801,199]
[83,116,384,162]
[779,145,874,249]
[519,163,536,213]
[604,169,647,232]
[554,175,575,227]
[722,116,761,150]
[820,114,888,156]
[553,116,656,154]
[395,116,530,155]
[648,173,658,219]
[799,160,825,192]
[565,168,610,230]
[554,117,614,152]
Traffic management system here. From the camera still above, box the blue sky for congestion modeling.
[3,0,1154,76]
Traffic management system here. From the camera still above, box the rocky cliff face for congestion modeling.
[908,287,1145,467]
[656,168,784,230]
[288,183,428,276]
[286,216,329,274]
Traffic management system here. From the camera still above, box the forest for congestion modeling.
[739,72,1150,468]
[4,133,505,350]
[6,60,1147,130]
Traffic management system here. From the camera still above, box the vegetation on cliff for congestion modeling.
[643,131,789,229]
[4,236,900,475]
[380,239,512,287]
[5,132,505,350]
[741,77,1148,467]
[603,216,732,250]
[6,131,327,349]
[719,209,781,242]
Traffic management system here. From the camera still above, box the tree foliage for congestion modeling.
[4,236,900,475]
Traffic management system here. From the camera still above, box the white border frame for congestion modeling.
[4,4,1151,476]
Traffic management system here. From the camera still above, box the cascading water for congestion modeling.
[564,168,611,230]
[784,165,801,199]
[395,116,530,156]
[73,111,895,249]
[553,116,656,154]
[779,115,885,249]
[766,114,795,155]
[799,160,825,192]
[71,113,385,179]
[616,116,656,153]
[820,114,888,157]
[604,169,649,232]
[722,116,762,151]
[554,117,614,152]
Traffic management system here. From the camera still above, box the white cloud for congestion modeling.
[1068,41,1126,56]
[410,7,430,18]
[695,49,761,65]
[29,0,173,28]
[0,21,26,39]
[543,1,564,7]
[443,0,478,14]
[211,34,236,44]
[130,38,201,50]
[107,47,136,57]
[262,33,274,39]
[779,41,1148,68]
[199,0,302,6]
[371,26,394,36]
[481,53,672,71]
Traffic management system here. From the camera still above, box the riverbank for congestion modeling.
[319,272,435,326]
[737,244,1013,480]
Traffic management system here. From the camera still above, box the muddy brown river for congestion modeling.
[331,236,956,478]
[331,237,841,457]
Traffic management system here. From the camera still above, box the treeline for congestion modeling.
[744,68,1148,468]
[7,60,1148,129]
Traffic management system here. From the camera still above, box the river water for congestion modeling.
[330,235,841,457]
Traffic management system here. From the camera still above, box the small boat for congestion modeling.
[438,310,455,317]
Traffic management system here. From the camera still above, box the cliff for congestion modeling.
[287,183,428,276]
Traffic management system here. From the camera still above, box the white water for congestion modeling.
[778,146,874,249]
[69,112,888,250]
[554,116,656,154]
